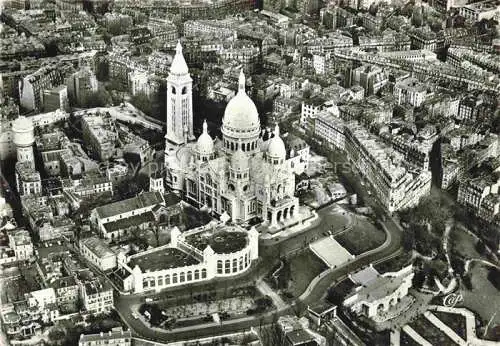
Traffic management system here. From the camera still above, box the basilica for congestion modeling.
[163,42,308,227]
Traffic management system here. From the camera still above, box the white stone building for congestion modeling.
[344,265,414,320]
[164,43,304,227]
[115,224,258,294]
[80,237,117,272]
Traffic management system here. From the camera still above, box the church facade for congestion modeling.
[164,42,306,227]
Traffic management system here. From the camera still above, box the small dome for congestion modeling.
[267,124,286,160]
[222,70,259,132]
[196,120,214,155]
[170,40,189,76]
[12,116,34,132]
[231,142,249,171]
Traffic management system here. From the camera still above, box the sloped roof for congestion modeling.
[95,191,164,219]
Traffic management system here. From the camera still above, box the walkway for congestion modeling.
[428,305,500,346]
[401,325,432,346]
[424,311,467,345]
[256,279,287,311]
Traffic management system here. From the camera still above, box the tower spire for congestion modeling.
[202,119,208,133]
[238,69,246,94]
[170,40,189,75]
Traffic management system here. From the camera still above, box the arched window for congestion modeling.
[158,277,163,286]
[231,142,234,151]
[246,143,250,151]
[194,269,200,280]
[171,86,176,94]
[187,271,192,281]
[239,257,244,270]
[172,273,178,283]
[201,269,207,278]
[233,258,238,272]
[217,260,223,274]
[182,86,187,94]
[225,259,231,274]
[180,272,185,282]
[165,275,170,285]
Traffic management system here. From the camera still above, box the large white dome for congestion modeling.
[222,70,260,132]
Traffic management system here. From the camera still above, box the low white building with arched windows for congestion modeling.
[114,223,258,294]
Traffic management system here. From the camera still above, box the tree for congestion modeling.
[130,92,152,116]
[80,90,109,108]
[151,225,161,247]
[48,328,66,345]
[291,299,306,317]
[96,59,109,81]
[462,274,473,290]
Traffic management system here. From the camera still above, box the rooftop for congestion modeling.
[285,329,316,345]
[103,212,155,233]
[95,191,164,219]
[129,247,200,272]
[80,237,115,258]
[185,227,248,254]
[79,329,132,343]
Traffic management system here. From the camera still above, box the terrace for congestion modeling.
[129,247,200,272]
[184,227,248,254]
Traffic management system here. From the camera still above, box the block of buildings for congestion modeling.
[80,237,117,271]
[78,329,132,346]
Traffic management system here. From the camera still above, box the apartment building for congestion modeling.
[80,278,114,314]
[81,113,119,161]
[78,329,132,346]
[314,111,346,150]
[394,77,428,107]
[344,122,432,212]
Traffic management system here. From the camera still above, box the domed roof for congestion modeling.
[170,41,189,76]
[196,120,214,155]
[222,70,259,131]
[231,141,249,171]
[12,116,34,132]
[267,124,286,160]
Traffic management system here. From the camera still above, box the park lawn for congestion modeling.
[432,311,467,341]
[287,250,327,297]
[335,218,386,255]
[374,251,413,274]
[450,227,482,259]
[460,264,500,339]
[401,330,421,346]
[409,315,457,346]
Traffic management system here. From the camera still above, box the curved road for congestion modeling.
[114,210,403,343]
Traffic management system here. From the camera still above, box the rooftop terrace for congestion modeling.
[129,247,200,272]
[184,227,248,254]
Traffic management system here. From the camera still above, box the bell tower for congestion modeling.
[165,41,194,145]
